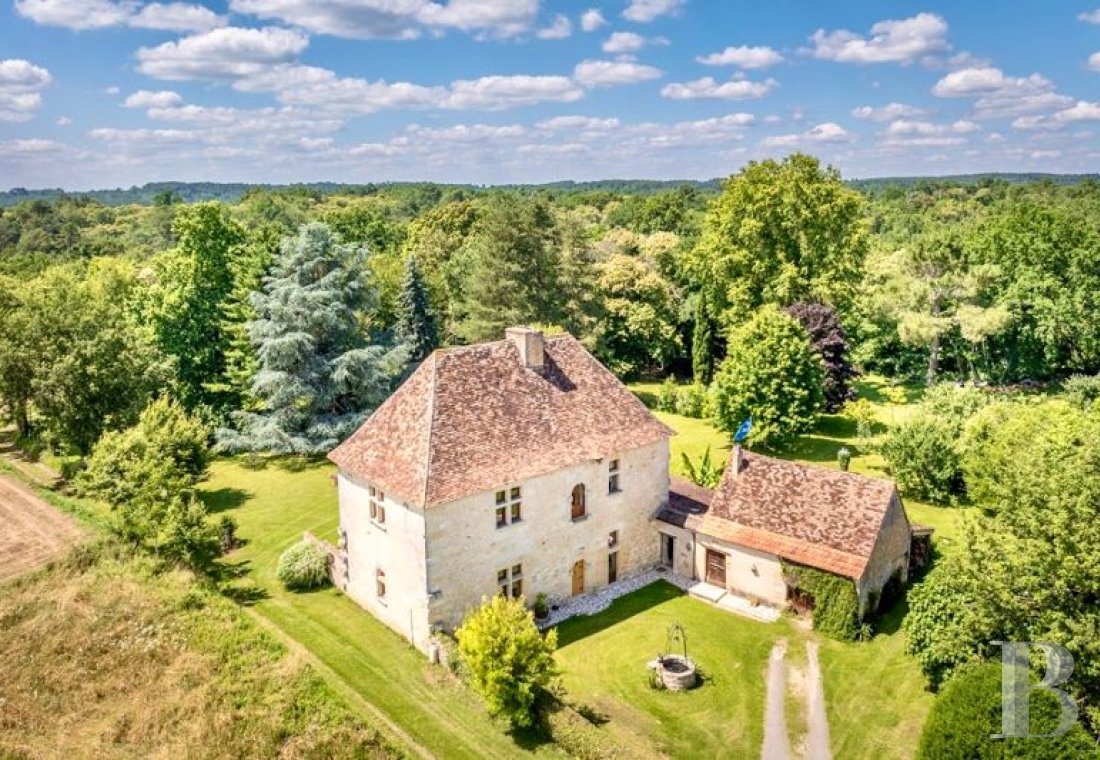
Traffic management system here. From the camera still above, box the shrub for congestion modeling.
[782,562,860,641]
[1064,372,1100,411]
[881,414,965,504]
[917,663,1100,759]
[533,592,549,620]
[844,397,878,438]
[681,445,724,488]
[674,383,709,418]
[456,594,558,728]
[656,377,678,413]
[711,305,825,448]
[277,540,332,591]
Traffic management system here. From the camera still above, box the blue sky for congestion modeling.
[2,0,1100,188]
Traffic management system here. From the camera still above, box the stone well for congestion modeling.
[652,654,698,690]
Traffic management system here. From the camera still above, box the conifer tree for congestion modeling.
[216,223,406,455]
[395,254,439,365]
[692,293,717,385]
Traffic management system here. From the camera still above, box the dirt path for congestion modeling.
[0,475,84,583]
[762,639,792,760]
[804,641,832,760]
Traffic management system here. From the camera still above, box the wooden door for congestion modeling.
[705,548,726,587]
[571,559,585,596]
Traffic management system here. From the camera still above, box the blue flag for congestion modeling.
[733,416,752,444]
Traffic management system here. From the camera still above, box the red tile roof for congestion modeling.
[329,332,674,507]
[658,452,901,579]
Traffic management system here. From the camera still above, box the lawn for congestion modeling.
[201,460,563,759]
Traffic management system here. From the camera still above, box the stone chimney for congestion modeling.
[506,326,545,372]
[732,445,745,477]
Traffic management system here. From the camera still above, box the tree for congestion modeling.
[78,397,218,568]
[691,154,868,331]
[395,254,439,365]
[456,595,559,728]
[691,292,718,385]
[786,302,858,412]
[148,202,246,414]
[402,199,480,340]
[711,305,824,448]
[880,415,965,504]
[216,223,406,455]
[452,196,562,343]
[593,253,681,378]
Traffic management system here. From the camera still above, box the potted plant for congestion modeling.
[533,592,549,620]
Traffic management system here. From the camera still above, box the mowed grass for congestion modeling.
[554,581,787,759]
[201,459,564,759]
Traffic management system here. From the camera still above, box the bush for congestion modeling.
[674,383,709,418]
[881,414,965,504]
[533,592,549,620]
[844,397,878,438]
[656,377,677,413]
[782,562,860,641]
[456,595,558,728]
[277,540,332,591]
[711,305,825,448]
[917,663,1100,759]
[1064,372,1100,411]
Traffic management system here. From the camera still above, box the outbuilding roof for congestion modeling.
[329,330,674,508]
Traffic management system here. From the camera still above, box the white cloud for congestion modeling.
[1088,52,1100,72]
[0,58,52,122]
[696,45,783,69]
[761,122,851,147]
[56,116,72,125]
[660,75,776,100]
[622,0,683,23]
[124,89,184,108]
[443,75,583,109]
[809,13,949,65]
[878,118,977,146]
[104,86,121,95]
[1079,9,1100,23]
[536,14,572,40]
[229,0,537,40]
[579,8,605,32]
[932,66,1073,119]
[1011,101,1100,130]
[851,102,926,121]
[16,0,224,32]
[0,138,67,156]
[536,115,620,131]
[572,59,662,87]
[602,31,645,53]
[136,27,309,81]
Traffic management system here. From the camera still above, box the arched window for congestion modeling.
[571,483,586,520]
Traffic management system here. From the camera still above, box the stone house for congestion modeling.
[327,327,673,651]
[328,327,914,652]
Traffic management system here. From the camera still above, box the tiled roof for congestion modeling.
[657,452,900,579]
[329,332,674,507]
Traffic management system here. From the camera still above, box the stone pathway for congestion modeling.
[804,641,832,760]
[536,568,693,629]
[762,639,792,760]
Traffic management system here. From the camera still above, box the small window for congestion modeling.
[497,568,508,584]
[608,460,621,494]
[496,506,507,528]
[498,565,524,598]
[369,500,377,520]
[609,459,619,472]
[496,490,507,505]
[608,530,619,549]
[510,486,522,500]
[376,503,386,524]
[510,502,522,522]
[571,483,586,520]
[512,563,523,577]
[494,486,522,528]
[369,489,386,525]
[511,579,523,599]
[369,485,377,497]
[376,568,386,599]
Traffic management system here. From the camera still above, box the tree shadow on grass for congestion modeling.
[200,487,250,514]
[873,595,909,637]
[763,436,862,465]
[554,580,684,648]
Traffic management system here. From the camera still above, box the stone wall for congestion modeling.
[694,534,787,607]
[423,438,670,633]
[856,490,912,613]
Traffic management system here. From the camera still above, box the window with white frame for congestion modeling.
[369,486,387,526]
[375,567,386,600]
[494,486,522,528]
[608,459,621,494]
[497,563,523,599]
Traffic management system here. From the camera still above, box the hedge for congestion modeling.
[782,561,860,641]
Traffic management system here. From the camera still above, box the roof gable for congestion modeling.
[329,333,673,507]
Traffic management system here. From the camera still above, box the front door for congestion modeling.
[705,548,726,587]
[571,559,585,596]
[661,533,675,566]
[608,551,618,584]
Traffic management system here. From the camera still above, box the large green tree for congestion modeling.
[395,254,439,365]
[593,253,681,378]
[216,223,406,455]
[149,202,246,415]
[691,154,868,331]
[711,305,824,448]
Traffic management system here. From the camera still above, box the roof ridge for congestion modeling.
[420,352,439,508]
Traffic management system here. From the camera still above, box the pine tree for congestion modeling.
[216,223,407,455]
[692,292,717,385]
[396,254,439,365]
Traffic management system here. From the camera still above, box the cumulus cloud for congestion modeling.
[1011,101,1100,130]
[660,75,776,100]
[0,58,52,122]
[443,75,583,109]
[931,66,1073,119]
[536,115,620,131]
[622,0,683,23]
[851,102,926,121]
[123,89,184,108]
[536,14,572,40]
[136,27,309,81]
[696,45,783,69]
[1079,8,1100,23]
[572,59,662,87]
[809,13,949,64]
[602,31,657,53]
[878,118,977,146]
[16,0,224,32]
[1088,52,1100,72]
[761,122,851,148]
[229,0,537,40]
[580,8,606,32]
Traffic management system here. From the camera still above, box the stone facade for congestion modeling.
[855,491,911,613]
[695,536,787,607]
[336,438,669,652]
